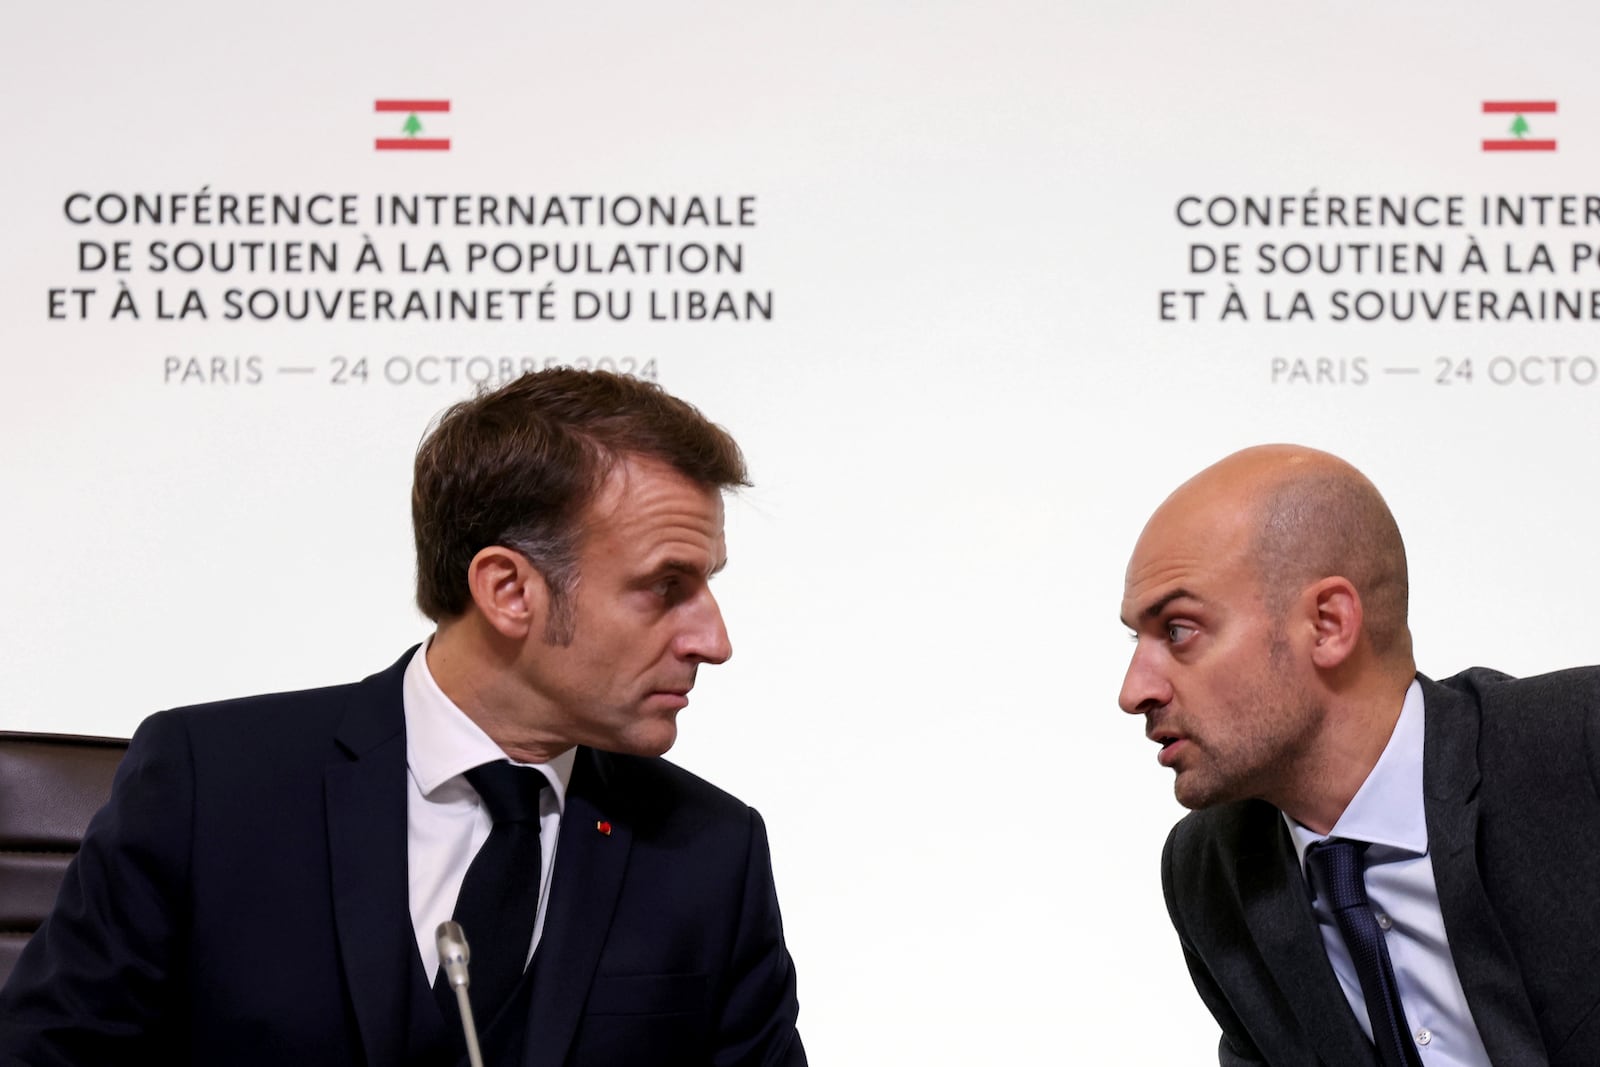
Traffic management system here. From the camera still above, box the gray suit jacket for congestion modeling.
[1162,667,1600,1067]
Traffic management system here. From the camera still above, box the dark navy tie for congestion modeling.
[1307,838,1424,1067]
[437,761,547,1028]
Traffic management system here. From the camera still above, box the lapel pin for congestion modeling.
[596,820,612,836]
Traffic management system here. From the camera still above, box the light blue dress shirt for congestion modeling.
[1284,681,1492,1067]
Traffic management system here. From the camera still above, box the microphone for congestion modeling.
[436,921,486,1067]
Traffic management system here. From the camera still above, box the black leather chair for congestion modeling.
[0,731,129,987]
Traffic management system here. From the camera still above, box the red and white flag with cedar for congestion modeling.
[375,99,450,151]
[1482,100,1556,152]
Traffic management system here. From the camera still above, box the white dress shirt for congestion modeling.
[1285,681,1492,1067]
[402,643,576,980]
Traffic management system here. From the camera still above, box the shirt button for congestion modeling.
[1416,1029,1432,1046]
[1376,913,1393,930]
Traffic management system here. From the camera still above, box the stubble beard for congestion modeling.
[1172,639,1324,811]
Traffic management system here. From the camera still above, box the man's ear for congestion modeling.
[1304,576,1363,669]
[465,546,548,640]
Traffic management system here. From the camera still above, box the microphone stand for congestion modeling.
[436,921,486,1067]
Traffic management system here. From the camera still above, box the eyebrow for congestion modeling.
[656,557,727,578]
[1121,588,1200,629]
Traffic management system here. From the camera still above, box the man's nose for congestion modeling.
[1119,642,1171,715]
[679,591,732,665]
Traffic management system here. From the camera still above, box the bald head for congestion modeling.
[1154,445,1412,663]
[1121,445,1415,821]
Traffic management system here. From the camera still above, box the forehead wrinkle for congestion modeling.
[586,452,722,531]
[1120,585,1203,631]
[1120,569,1206,626]
[1124,508,1259,625]
[1122,549,1196,622]
[1124,542,1208,598]
[1142,588,1202,619]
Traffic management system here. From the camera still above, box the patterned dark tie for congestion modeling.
[436,761,548,1028]
[1307,838,1424,1067]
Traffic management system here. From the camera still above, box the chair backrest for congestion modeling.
[0,731,129,987]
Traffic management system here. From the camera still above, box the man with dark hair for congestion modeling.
[0,369,806,1066]
[1120,444,1600,1067]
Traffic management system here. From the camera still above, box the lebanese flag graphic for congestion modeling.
[375,99,450,151]
[1482,100,1556,152]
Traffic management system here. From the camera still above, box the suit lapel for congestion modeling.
[324,652,417,1067]
[1420,676,1547,1067]
[523,747,633,1067]
[1235,811,1379,1066]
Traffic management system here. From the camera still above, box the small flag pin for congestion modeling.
[596,821,612,836]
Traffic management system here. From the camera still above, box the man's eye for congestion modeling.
[1167,623,1196,644]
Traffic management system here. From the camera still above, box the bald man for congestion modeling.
[1120,445,1600,1067]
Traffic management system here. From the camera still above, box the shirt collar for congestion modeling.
[1286,678,1428,874]
[402,641,575,810]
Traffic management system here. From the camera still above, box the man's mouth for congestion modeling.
[1147,725,1187,766]
[1146,722,1182,748]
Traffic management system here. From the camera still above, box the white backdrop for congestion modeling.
[5,2,1600,1062]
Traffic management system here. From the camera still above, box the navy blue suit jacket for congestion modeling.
[0,652,805,1067]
